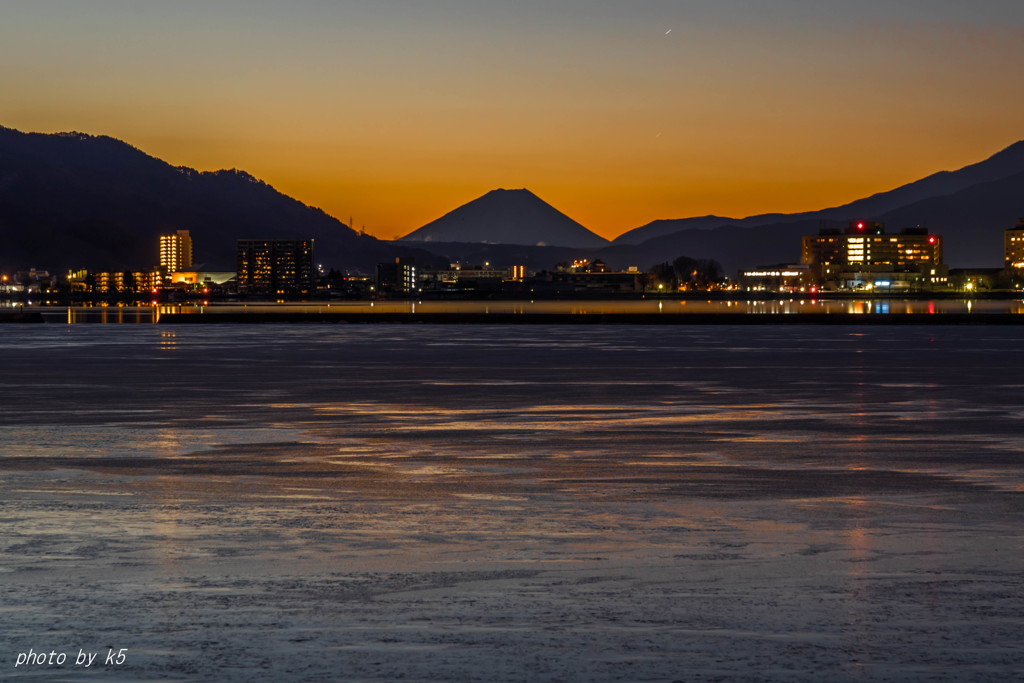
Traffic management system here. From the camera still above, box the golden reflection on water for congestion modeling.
[303,401,795,433]
[66,303,154,324]
[178,299,1020,315]
[159,330,178,351]
[53,298,1024,322]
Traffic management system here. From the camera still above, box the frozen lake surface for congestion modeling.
[41,296,1024,323]
[2,325,1023,681]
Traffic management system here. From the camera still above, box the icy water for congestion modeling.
[2,325,1023,681]
[45,297,1024,323]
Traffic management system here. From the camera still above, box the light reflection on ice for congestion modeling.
[2,325,1024,680]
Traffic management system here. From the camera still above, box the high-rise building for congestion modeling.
[159,230,193,272]
[236,239,314,296]
[801,221,947,290]
[375,257,418,294]
[1004,218,1024,274]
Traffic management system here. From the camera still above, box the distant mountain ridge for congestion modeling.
[389,141,1024,274]
[612,215,743,245]
[399,188,609,249]
[0,126,413,272]
[615,140,1024,246]
[2,125,1021,274]
[396,140,1023,272]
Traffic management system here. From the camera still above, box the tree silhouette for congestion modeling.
[672,256,724,289]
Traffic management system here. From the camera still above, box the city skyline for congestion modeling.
[2,1,1023,240]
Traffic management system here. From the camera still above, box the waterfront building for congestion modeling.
[415,263,529,294]
[801,222,947,291]
[375,257,418,294]
[738,265,811,292]
[66,269,90,294]
[92,269,162,295]
[429,263,519,283]
[541,269,642,293]
[236,239,314,296]
[11,268,53,294]
[540,259,644,291]
[159,230,193,273]
[1005,218,1024,274]
[169,271,236,290]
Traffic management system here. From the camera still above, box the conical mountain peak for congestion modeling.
[399,188,608,248]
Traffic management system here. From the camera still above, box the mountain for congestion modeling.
[613,141,1024,262]
[612,215,742,245]
[812,140,1024,223]
[0,126,415,272]
[598,171,1023,275]
[597,220,821,276]
[3,125,1020,275]
[399,188,609,249]
[873,169,1024,267]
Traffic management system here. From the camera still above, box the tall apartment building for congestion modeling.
[1005,218,1024,274]
[92,269,162,295]
[375,257,418,294]
[159,230,193,272]
[801,222,947,290]
[236,239,314,296]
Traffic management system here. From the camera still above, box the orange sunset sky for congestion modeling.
[2,1,1023,241]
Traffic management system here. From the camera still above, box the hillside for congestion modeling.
[3,126,1020,275]
[0,127,402,272]
[613,140,1024,269]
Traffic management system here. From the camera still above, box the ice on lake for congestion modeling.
[2,325,1023,681]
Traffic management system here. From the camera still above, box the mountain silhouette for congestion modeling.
[606,140,1024,270]
[399,188,609,249]
[3,126,1020,274]
[612,215,743,245]
[0,126,412,272]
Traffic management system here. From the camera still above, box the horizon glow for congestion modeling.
[1,1,1022,240]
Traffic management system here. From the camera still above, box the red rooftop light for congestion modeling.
[929,236,936,244]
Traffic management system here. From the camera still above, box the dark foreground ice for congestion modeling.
[1,324,1023,681]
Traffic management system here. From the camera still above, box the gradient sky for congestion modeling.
[2,0,1023,240]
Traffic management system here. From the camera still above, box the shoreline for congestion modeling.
[9,298,1024,324]
[157,310,1024,324]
